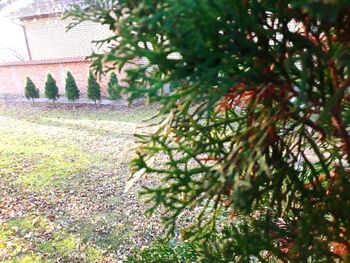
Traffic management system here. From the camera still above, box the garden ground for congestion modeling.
[0,101,163,262]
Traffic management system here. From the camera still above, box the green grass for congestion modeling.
[0,102,157,262]
[0,130,90,190]
[0,216,105,262]
[0,217,48,263]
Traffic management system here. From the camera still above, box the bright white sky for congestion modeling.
[0,0,34,62]
[0,18,28,62]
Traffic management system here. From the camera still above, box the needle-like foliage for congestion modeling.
[24,77,39,102]
[65,71,80,102]
[108,72,121,100]
[44,73,59,101]
[87,72,101,104]
[67,1,350,261]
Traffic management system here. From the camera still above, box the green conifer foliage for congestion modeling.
[87,72,101,104]
[68,1,350,261]
[107,72,121,100]
[65,71,80,102]
[24,77,39,102]
[44,73,59,101]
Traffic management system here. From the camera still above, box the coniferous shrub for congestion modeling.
[126,240,198,263]
[169,81,180,93]
[87,72,101,104]
[107,72,121,100]
[68,1,350,262]
[65,71,80,102]
[44,73,59,101]
[24,77,39,103]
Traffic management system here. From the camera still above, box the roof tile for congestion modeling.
[0,56,88,66]
[3,0,83,19]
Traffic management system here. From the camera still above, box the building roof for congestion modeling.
[0,56,87,67]
[1,0,83,20]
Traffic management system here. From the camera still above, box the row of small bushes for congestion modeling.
[24,72,122,103]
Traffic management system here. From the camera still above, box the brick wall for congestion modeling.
[0,14,136,98]
[0,58,123,97]
[24,17,112,60]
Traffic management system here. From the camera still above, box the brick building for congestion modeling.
[0,0,117,97]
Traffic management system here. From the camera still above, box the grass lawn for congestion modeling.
[0,102,161,262]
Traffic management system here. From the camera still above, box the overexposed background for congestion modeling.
[0,0,33,62]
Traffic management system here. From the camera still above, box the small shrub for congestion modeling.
[65,71,80,102]
[107,72,121,100]
[44,73,59,101]
[24,77,39,102]
[87,72,101,104]
[126,240,198,263]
